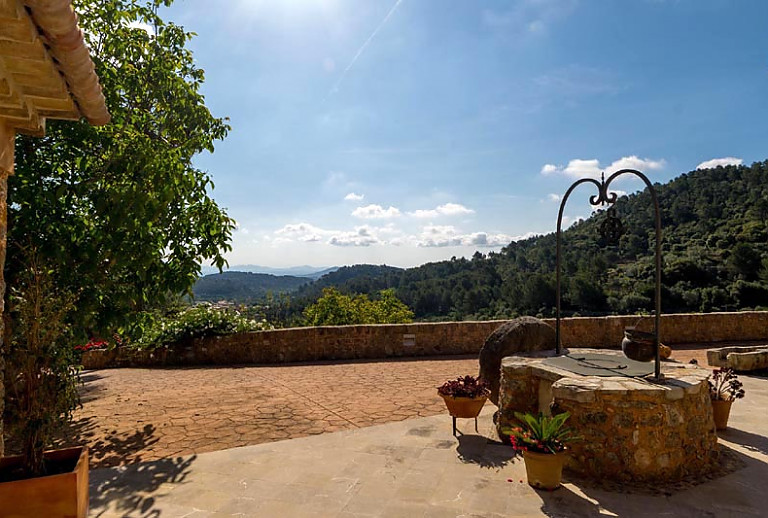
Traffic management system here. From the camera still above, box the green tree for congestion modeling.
[8,0,235,338]
[367,289,415,323]
[303,288,413,326]
[303,288,360,326]
[728,243,762,280]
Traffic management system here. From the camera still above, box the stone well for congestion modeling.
[497,349,719,483]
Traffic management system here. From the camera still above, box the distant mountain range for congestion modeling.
[193,271,314,301]
[199,264,338,279]
[192,265,397,302]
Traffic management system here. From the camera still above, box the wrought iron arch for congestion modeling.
[555,169,663,379]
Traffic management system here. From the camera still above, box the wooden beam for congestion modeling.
[4,56,57,77]
[0,38,47,61]
[0,0,21,18]
[0,19,31,42]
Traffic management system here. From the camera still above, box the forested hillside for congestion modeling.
[193,271,311,301]
[286,161,768,320]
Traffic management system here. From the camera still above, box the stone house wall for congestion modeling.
[81,311,768,370]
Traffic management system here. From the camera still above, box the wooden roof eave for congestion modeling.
[0,0,110,136]
[24,0,110,126]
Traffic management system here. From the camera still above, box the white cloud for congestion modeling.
[274,222,329,243]
[546,193,561,202]
[561,215,585,228]
[409,203,475,218]
[464,232,515,247]
[274,222,399,247]
[697,157,742,170]
[513,231,540,242]
[414,225,532,248]
[541,155,666,179]
[351,204,401,219]
[609,155,665,173]
[328,225,385,247]
[344,192,365,201]
[415,225,462,247]
[271,220,533,251]
[541,164,559,175]
[126,20,155,36]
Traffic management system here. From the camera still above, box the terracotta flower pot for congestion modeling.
[0,446,89,518]
[523,449,567,490]
[439,394,487,418]
[711,399,733,430]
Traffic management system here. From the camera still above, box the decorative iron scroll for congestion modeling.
[555,169,663,380]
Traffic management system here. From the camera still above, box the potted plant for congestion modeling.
[437,375,490,434]
[708,368,745,430]
[505,412,578,490]
[0,254,88,518]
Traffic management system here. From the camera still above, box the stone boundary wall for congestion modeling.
[81,311,768,370]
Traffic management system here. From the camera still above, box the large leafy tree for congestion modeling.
[7,0,235,337]
[304,288,414,326]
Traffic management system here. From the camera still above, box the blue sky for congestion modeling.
[158,0,767,269]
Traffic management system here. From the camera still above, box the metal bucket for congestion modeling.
[621,327,656,362]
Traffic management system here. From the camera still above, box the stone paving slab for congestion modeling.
[89,372,768,517]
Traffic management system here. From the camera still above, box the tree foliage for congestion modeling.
[8,0,235,338]
[303,288,414,326]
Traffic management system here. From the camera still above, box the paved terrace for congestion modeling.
[88,368,767,517]
[70,346,712,468]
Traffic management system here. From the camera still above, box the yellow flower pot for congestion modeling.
[523,449,567,490]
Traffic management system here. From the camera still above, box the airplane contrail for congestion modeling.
[326,0,404,99]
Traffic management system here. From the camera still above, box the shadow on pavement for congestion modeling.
[455,434,517,469]
[90,454,196,518]
[538,484,599,518]
[720,427,768,456]
[58,415,161,468]
[537,444,763,518]
[78,371,106,404]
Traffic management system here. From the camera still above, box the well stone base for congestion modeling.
[498,349,719,483]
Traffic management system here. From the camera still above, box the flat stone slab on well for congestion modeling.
[498,349,719,483]
[543,351,655,377]
[707,345,768,371]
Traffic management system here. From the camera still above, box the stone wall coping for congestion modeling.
[240,310,768,335]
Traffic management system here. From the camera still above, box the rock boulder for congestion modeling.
[479,316,556,405]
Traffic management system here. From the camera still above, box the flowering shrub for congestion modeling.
[74,338,109,352]
[504,412,578,454]
[437,375,490,398]
[133,304,272,350]
[708,368,745,402]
